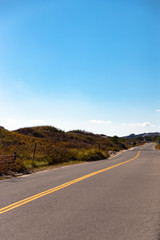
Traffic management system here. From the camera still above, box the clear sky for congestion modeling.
[0,0,160,136]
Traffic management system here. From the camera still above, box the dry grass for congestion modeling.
[0,126,147,175]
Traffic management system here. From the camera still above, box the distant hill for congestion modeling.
[124,132,160,138]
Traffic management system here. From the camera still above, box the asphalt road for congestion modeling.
[0,143,160,240]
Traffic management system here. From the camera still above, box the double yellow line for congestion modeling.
[0,150,141,215]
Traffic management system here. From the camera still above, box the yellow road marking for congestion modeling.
[0,150,141,215]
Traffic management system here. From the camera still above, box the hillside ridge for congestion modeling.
[0,125,160,175]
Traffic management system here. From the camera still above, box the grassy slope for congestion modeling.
[0,125,143,174]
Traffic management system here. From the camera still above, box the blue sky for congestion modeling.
[0,0,160,136]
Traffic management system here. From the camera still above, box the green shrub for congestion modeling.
[14,158,27,173]
[47,147,75,164]
[79,150,108,161]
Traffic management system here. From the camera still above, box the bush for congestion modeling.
[79,150,108,161]
[47,147,76,164]
[14,159,27,173]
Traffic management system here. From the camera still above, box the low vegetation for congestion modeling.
[0,125,157,176]
[155,142,160,150]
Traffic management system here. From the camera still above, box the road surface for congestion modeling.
[0,143,160,240]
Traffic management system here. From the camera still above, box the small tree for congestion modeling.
[112,136,119,144]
